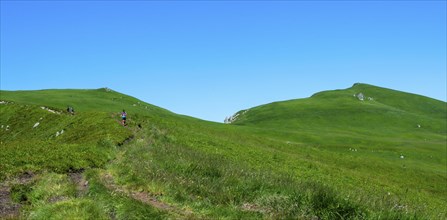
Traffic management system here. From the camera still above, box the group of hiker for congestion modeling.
[66,106,128,126]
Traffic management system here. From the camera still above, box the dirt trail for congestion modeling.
[100,172,194,218]
[105,113,195,217]
[110,112,138,146]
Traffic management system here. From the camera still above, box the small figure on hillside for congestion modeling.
[121,110,127,126]
[67,106,75,115]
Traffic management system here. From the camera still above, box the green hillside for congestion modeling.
[233,83,445,130]
[0,88,172,115]
[231,83,446,146]
[1,84,446,219]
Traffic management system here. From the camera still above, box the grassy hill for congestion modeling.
[232,83,445,133]
[0,88,172,115]
[1,84,446,219]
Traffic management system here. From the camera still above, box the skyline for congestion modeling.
[1,1,446,122]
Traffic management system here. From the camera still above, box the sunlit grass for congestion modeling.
[1,84,445,219]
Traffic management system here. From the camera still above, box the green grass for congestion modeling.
[1,83,446,219]
[108,113,445,219]
[10,170,170,219]
[0,103,132,179]
[0,88,171,115]
[28,199,108,220]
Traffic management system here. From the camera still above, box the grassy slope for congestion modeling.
[232,83,445,134]
[1,88,173,219]
[0,88,172,114]
[228,83,447,216]
[1,84,446,219]
[0,87,172,179]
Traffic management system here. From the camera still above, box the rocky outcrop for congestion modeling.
[224,109,249,124]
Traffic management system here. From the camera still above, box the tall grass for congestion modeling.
[109,117,445,219]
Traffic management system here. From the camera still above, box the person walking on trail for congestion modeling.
[121,110,127,126]
[67,106,75,115]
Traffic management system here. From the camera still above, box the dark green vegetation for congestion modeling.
[1,84,446,219]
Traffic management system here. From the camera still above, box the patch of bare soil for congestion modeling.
[0,184,20,219]
[241,202,268,213]
[68,171,88,197]
[0,171,35,219]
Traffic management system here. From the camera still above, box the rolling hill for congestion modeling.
[1,84,446,219]
[231,83,445,136]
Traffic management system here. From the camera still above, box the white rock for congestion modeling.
[56,131,60,137]
[400,155,404,159]
[417,124,421,128]
[40,106,60,114]
[33,122,40,128]
[60,129,64,134]
[356,93,364,101]
[225,111,247,124]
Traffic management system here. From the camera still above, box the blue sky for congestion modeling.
[1,1,446,122]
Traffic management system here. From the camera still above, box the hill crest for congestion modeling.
[228,83,446,138]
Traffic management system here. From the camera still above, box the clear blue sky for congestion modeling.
[1,1,446,122]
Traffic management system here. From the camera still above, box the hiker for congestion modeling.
[67,106,75,115]
[121,110,127,126]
